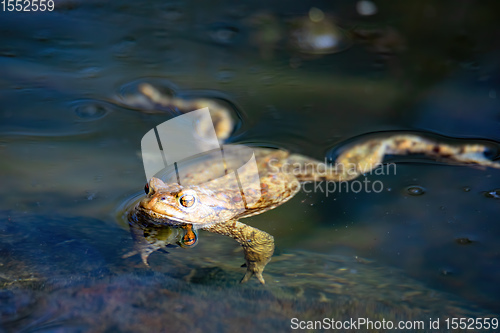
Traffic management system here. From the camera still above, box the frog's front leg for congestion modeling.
[202,220,274,284]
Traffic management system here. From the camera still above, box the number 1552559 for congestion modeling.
[2,0,55,11]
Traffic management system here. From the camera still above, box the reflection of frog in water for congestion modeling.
[126,83,500,284]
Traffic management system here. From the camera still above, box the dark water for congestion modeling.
[1,0,500,331]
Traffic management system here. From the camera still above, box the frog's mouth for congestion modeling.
[134,206,211,227]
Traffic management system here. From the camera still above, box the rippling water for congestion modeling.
[1,0,500,331]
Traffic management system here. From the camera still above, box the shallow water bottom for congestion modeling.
[0,211,495,332]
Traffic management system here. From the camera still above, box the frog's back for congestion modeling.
[153,146,300,220]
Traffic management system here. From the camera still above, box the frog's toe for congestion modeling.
[240,261,267,284]
[241,271,265,284]
[122,249,151,267]
[122,250,138,259]
[140,252,152,267]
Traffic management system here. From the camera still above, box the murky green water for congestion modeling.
[1,0,500,331]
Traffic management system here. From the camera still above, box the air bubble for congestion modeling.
[78,67,102,78]
[215,70,235,83]
[309,7,325,22]
[440,267,454,276]
[356,1,377,16]
[112,39,136,58]
[73,102,110,121]
[455,237,473,245]
[483,189,500,199]
[209,23,242,45]
[405,185,426,196]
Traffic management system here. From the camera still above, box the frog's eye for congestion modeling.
[144,183,150,195]
[179,194,196,208]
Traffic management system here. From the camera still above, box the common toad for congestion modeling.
[128,84,500,284]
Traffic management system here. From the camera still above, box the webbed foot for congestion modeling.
[240,232,274,284]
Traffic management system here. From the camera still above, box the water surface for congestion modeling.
[1,0,500,331]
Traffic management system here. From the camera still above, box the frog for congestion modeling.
[127,83,500,284]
